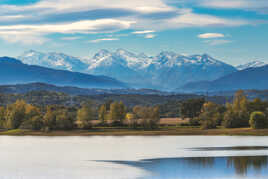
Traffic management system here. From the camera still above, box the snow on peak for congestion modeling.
[93,49,112,59]
[90,49,152,69]
[236,61,267,70]
[18,50,87,72]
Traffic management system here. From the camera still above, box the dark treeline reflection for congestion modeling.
[185,157,215,168]
[227,156,268,175]
[185,156,268,175]
[99,156,268,179]
[183,156,268,175]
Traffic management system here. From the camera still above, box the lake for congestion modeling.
[0,136,268,179]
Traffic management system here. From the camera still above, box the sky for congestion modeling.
[0,0,267,65]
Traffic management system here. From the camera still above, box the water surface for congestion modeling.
[0,136,268,179]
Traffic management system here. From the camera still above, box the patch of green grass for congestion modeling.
[1,127,268,136]
[0,129,29,135]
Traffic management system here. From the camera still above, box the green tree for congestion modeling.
[25,104,41,120]
[0,107,5,128]
[248,98,268,114]
[249,111,267,129]
[76,102,95,129]
[198,102,223,130]
[180,98,205,119]
[98,104,107,124]
[20,115,43,130]
[43,106,57,131]
[133,106,160,130]
[222,90,250,128]
[109,101,126,125]
[56,110,74,130]
[5,100,27,129]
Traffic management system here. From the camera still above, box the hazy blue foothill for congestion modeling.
[0,57,126,89]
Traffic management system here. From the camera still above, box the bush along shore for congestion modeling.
[0,90,268,136]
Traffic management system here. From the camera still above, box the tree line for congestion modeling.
[0,100,160,131]
[1,89,267,131]
[181,90,268,129]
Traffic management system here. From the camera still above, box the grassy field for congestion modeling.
[1,127,268,136]
[0,118,267,136]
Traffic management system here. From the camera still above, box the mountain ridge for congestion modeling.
[18,49,237,90]
[0,57,127,89]
[236,61,267,70]
[179,64,268,92]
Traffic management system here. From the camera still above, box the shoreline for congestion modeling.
[1,128,268,136]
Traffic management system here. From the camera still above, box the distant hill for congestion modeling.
[0,82,172,96]
[0,57,126,89]
[179,65,268,92]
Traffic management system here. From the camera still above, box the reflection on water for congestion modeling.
[190,146,268,151]
[1,136,268,178]
[227,156,268,175]
[100,156,268,179]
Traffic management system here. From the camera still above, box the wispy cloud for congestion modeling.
[132,30,155,34]
[204,39,232,46]
[0,0,256,45]
[198,0,268,14]
[61,36,81,41]
[0,31,48,45]
[145,34,156,39]
[89,38,119,43]
[198,33,224,39]
[0,19,133,44]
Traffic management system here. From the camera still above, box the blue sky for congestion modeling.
[0,0,267,65]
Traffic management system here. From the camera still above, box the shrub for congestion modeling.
[222,109,240,128]
[189,117,200,126]
[19,116,43,130]
[249,111,267,129]
[56,113,74,130]
[201,119,217,130]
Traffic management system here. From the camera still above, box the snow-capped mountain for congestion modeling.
[18,49,237,90]
[85,49,152,88]
[18,50,88,72]
[146,53,237,89]
[236,61,267,70]
[84,49,237,89]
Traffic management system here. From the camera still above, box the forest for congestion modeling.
[0,90,267,132]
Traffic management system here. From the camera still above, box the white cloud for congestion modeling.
[0,0,255,45]
[0,19,133,44]
[145,34,156,39]
[89,38,119,43]
[0,19,134,34]
[132,30,155,34]
[204,39,232,46]
[1,0,175,15]
[61,36,81,41]
[200,0,249,8]
[169,13,248,27]
[133,12,249,31]
[198,0,268,13]
[0,15,27,21]
[0,31,48,45]
[198,33,225,39]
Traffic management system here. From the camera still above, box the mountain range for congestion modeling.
[0,57,126,89]
[179,65,268,92]
[0,49,264,92]
[18,49,237,90]
[236,61,267,70]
